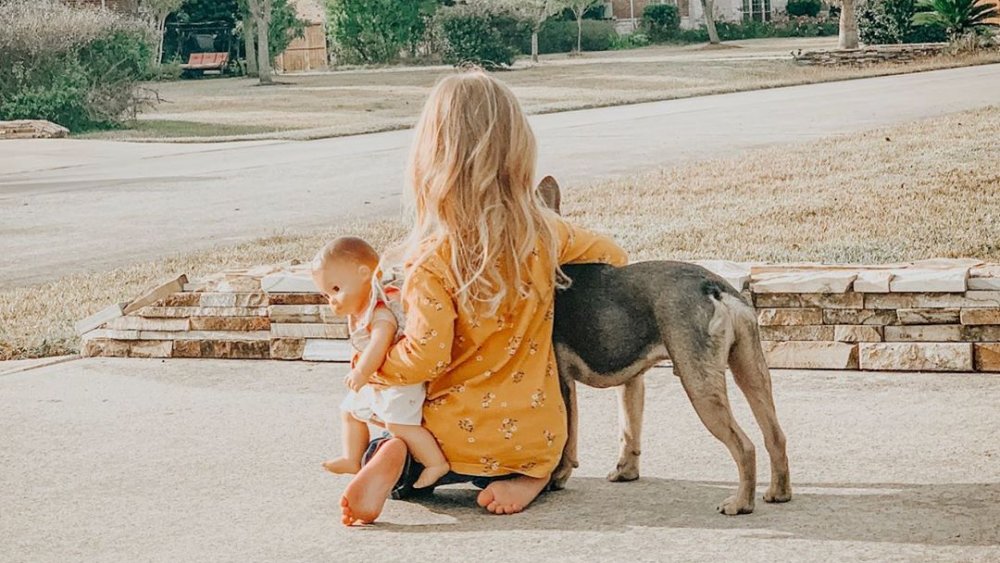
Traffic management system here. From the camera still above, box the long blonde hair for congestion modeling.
[400,70,563,316]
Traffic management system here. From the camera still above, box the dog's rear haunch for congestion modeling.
[540,177,791,515]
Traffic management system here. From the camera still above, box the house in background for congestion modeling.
[606,0,790,31]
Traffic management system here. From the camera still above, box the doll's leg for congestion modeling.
[386,423,450,488]
[323,411,370,475]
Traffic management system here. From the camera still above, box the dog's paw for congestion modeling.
[763,485,792,503]
[606,464,639,482]
[717,495,754,516]
[549,461,575,490]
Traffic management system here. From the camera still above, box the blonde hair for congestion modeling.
[400,70,564,316]
[312,237,379,272]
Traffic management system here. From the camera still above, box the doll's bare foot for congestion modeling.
[413,463,450,489]
[322,457,361,475]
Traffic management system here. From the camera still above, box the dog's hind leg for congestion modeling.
[677,361,757,515]
[607,375,644,482]
[550,372,579,490]
[728,307,792,503]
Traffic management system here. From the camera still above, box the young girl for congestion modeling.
[338,70,627,526]
[311,237,450,489]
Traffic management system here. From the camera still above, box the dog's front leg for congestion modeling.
[550,372,579,490]
[608,375,644,482]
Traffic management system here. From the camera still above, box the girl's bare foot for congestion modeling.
[322,458,361,475]
[340,438,407,526]
[413,463,450,489]
[475,474,549,515]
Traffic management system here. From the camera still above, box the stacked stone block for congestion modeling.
[79,259,1000,372]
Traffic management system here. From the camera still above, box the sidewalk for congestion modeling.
[1,358,997,561]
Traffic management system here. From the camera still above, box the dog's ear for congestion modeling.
[537,175,562,215]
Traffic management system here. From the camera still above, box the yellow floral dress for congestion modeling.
[374,218,627,478]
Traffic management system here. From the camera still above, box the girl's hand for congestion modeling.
[344,370,369,392]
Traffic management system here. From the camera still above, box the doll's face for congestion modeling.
[311,259,372,318]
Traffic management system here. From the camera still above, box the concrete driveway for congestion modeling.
[2,64,1000,287]
[1,358,998,561]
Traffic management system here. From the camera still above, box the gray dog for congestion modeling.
[539,177,792,515]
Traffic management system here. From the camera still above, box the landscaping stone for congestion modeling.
[792,44,947,66]
[961,326,1000,342]
[105,317,190,332]
[123,275,188,315]
[0,119,69,139]
[864,293,992,309]
[888,268,967,293]
[136,306,269,318]
[270,338,306,360]
[859,343,973,372]
[302,339,354,362]
[75,259,1000,371]
[75,303,125,335]
[82,339,172,358]
[761,341,858,369]
[268,293,328,306]
[268,305,343,324]
[969,265,1000,290]
[759,326,834,341]
[974,343,1000,372]
[197,293,269,308]
[896,308,961,325]
[160,293,202,307]
[172,340,270,359]
[189,317,271,331]
[691,260,752,291]
[754,293,863,309]
[853,270,892,293]
[261,272,315,293]
[822,309,898,326]
[757,308,823,326]
[884,325,963,342]
[751,271,856,294]
[959,309,1000,325]
[964,291,1000,307]
[270,323,349,339]
[834,325,883,343]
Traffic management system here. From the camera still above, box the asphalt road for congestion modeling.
[2,64,1000,287]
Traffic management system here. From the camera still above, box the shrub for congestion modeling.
[642,3,681,41]
[327,0,436,64]
[672,16,839,42]
[0,0,154,131]
[857,0,948,43]
[913,0,999,40]
[610,31,651,49]
[432,4,528,69]
[526,19,617,53]
[786,0,823,16]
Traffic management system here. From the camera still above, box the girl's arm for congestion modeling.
[557,219,629,266]
[373,265,456,387]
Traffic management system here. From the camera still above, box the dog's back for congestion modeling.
[553,261,750,382]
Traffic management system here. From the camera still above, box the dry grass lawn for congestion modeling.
[79,38,1000,141]
[3,108,998,360]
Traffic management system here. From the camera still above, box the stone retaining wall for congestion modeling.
[792,44,947,65]
[78,259,1000,372]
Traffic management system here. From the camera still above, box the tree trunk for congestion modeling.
[531,30,539,63]
[701,0,720,44]
[838,0,859,49]
[155,15,167,66]
[244,16,259,77]
[576,13,583,53]
[253,0,273,85]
